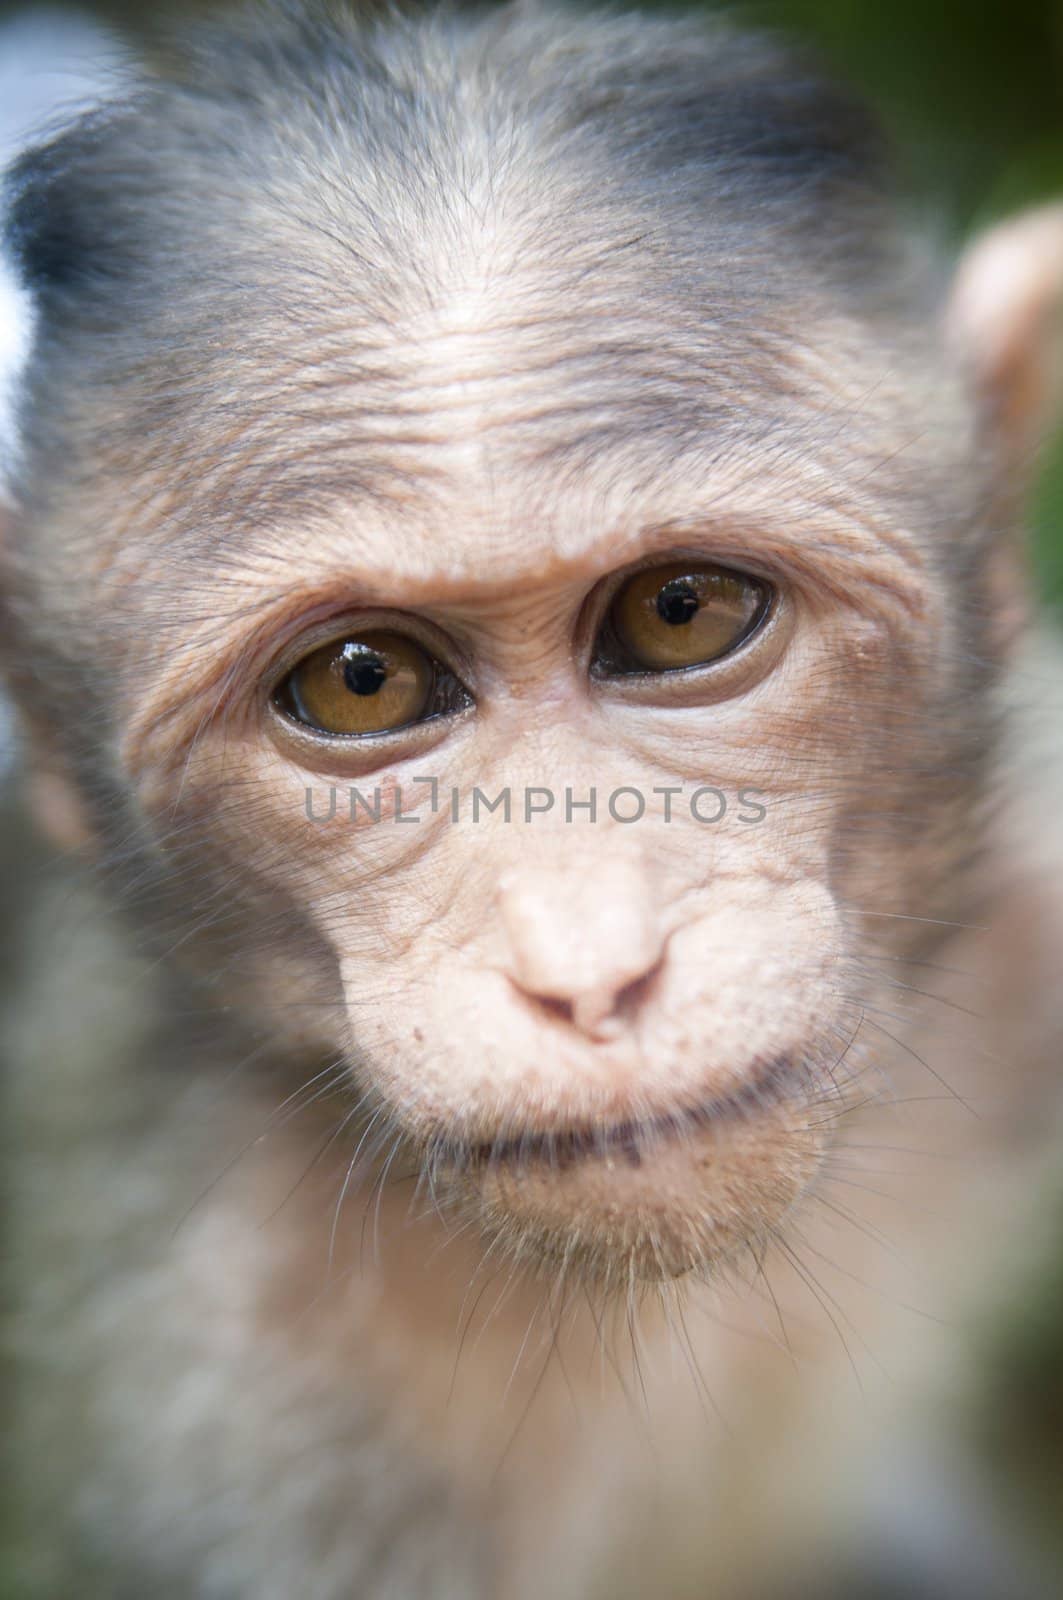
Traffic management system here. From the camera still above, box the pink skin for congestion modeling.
[106,372,937,1278]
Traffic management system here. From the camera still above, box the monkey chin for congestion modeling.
[439,1073,827,1288]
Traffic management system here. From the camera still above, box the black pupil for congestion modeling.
[342,648,388,696]
[656,579,700,626]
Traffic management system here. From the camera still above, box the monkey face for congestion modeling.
[93,343,982,1290]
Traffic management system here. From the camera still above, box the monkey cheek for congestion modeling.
[457,1100,826,1285]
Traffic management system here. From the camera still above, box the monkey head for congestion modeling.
[2,4,1061,1288]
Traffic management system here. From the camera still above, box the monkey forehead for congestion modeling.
[54,110,975,586]
[76,273,971,590]
[19,159,979,629]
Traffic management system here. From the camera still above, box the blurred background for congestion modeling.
[1,1,1061,1594]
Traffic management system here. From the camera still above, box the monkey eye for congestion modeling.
[596,560,770,675]
[275,630,468,737]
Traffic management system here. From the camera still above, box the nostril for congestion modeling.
[569,961,664,1037]
[535,994,578,1026]
[612,963,663,1021]
[510,987,589,1032]
[510,955,664,1040]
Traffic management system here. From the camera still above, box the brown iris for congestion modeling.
[276,630,436,736]
[606,561,769,672]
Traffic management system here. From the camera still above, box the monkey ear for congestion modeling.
[948,204,1063,474]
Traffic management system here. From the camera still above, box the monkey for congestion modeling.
[2,2,1063,1595]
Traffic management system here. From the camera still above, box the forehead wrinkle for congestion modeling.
[93,189,897,542]
[88,269,960,604]
[118,440,933,654]
[164,355,726,552]
[130,312,923,575]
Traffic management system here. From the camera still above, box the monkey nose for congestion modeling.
[497,860,666,1040]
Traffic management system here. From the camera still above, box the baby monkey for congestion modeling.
[4,2,1063,1596]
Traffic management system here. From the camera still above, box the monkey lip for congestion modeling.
[435,1053,825,1283]
[454,1053,795,1174]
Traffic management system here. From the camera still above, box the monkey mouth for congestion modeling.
[450,1053,796,1174]
[426,1054,827,1283]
